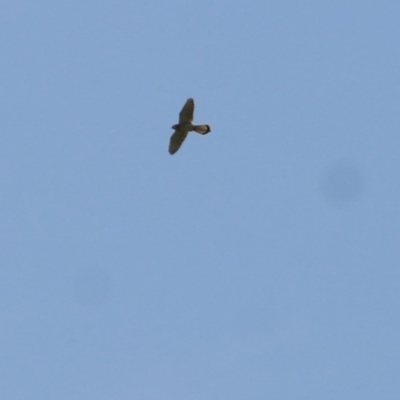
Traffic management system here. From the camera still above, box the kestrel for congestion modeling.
[169,98,211,155]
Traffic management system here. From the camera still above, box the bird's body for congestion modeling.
[169,98,211,155]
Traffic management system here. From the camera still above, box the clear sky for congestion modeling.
[1,1,399,399]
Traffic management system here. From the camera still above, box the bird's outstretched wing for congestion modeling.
[179,98,194,124]
[169,129,188,155]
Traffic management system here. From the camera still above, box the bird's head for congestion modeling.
[171,124,179,130]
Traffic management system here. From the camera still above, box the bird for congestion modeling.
[169,98,211,155]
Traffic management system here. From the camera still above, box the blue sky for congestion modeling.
[1,1,399,399]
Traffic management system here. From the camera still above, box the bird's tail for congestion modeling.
[193,124,211,135]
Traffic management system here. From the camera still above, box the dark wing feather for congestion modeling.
[169,129,188,155]
[179,98,194,124]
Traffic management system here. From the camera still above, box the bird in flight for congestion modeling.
[169,98,211,155]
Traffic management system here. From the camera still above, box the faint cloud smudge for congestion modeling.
[320,160,365,206]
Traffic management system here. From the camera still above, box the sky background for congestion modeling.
[1,1,399,399]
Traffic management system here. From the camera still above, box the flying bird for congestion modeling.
[169,98,211,155]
